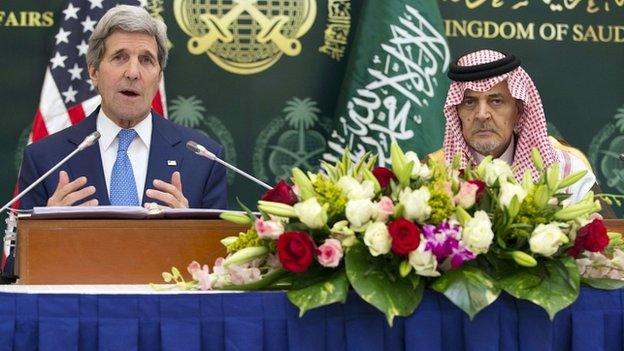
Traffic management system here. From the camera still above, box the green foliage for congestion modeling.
[431,266,501,319]
[225,228,273,253]
[427,186,454,225]
[510,193,549,240]
[345,242,424,326]
[581,277,624,290]
[498,257,580,319]
[287,271,349,316]
[312,175,348,221]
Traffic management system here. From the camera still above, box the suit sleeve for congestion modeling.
[201,146,228,209]
[18,147,50,209]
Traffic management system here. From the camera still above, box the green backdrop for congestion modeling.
[0,0,622,215]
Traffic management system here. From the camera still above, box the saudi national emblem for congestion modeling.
[174,0,316,75]
[589,104,624,195]
[169,96,237,184]
[254,97,332,182]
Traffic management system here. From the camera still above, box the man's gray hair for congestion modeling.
[87,5,168,70]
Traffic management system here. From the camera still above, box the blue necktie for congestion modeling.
[109,129,140,206]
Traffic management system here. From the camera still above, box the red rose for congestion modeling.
[568,218,609,258]
[387,218,421,256]
[468,179,486,202]
[276,231,316,272]
[372,167,397,188]
[261,180,298,205]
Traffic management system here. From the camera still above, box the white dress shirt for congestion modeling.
[96,110,152,203]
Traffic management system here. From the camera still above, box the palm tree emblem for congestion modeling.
[267,97,327,181]
[169,95,237,184]
[169,96,205,128]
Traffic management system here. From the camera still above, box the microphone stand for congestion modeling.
[0,131,101,214]
[186,140,273,190]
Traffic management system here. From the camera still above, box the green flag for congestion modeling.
[324,0,450,165]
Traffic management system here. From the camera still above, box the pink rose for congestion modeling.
[187,260,212,290]
[254,218,285,240]
[375,196,395,221]
[316,238,343,268]
[453,181,479,209]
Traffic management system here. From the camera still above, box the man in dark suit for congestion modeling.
[18,5,227,209]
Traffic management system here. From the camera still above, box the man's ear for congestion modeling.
[88,64,98,88]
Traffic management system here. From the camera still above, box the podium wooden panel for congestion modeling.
[16,218,247,284]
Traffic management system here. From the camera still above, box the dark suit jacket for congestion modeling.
[18,108,227,209]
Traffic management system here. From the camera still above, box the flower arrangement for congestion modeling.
[161,144,624,325]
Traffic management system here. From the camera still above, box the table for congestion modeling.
[0,286,620,351]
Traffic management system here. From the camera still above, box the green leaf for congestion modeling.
[345,242,424,326]
[431,266,501,319]
[581,277,624,290]
[533,185,550,209]
[287,270,349,316]
[290,264,338,290]
[507,195,521,219]
[498,257,580,319]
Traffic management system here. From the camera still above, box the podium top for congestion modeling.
[23,206,235,219]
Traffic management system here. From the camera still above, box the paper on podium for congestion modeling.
[27,206,231,219]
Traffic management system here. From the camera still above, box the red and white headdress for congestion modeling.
[443,49,557,180]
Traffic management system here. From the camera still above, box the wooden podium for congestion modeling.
[16,218,247,284]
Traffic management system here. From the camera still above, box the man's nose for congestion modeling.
[474,101,491,120]
[124,58,140,80]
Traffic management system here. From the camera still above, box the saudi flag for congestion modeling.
[324,0,450,165]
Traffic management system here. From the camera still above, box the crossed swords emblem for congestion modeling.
[188,0,302,56]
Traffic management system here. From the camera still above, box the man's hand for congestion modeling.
[47,170,98,206]
[146,171,189,208]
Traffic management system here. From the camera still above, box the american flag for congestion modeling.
[2,0,167,274]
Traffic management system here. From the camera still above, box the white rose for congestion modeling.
[499,181,528,209]
[293,197,328,229]
[345,199,376,228]
[405,151,432,179]
[461,210,494,254]
[363,222,391,256]
[484,159,513,186]
[612,249,624,270]
[338,176,375,200]
[399,186,431,223]
[408,240,440,277]
[529,223,569,257]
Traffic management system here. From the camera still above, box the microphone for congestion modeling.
[186,140,273,190]
[0,131,101,213]
[619,153,624,162]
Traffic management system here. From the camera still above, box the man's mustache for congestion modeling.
[471,122,499,135]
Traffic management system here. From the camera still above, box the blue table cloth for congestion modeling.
[0,287,621,351]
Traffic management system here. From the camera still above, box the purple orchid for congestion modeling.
[449,244,476,268]
[422,220,462,261]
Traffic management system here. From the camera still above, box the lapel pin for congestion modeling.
[167,160,177,166]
